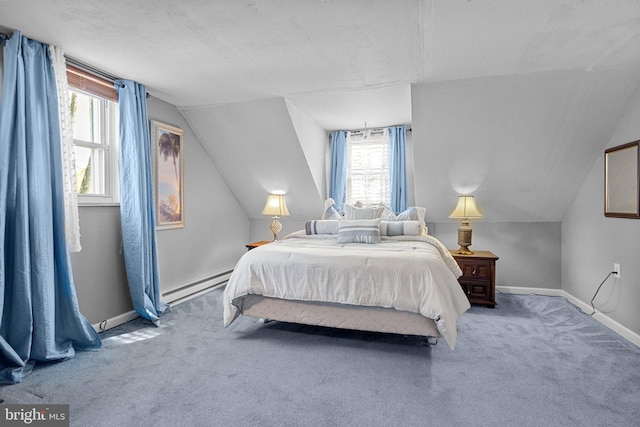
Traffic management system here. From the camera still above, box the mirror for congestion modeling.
[605,141,639,218]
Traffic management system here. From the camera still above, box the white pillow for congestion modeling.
[322,198,342,220]
[338,219,381,244]
[344,204,384,220]
[385,206,427,224]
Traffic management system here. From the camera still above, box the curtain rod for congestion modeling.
[333,125,412,133]
[0,31,149,98]
[66,56,121,84]
[66,56,150,98]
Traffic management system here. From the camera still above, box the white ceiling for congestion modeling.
[4,0,640,129]
[3,0,640,222]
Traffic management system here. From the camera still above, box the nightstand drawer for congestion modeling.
[461,282,492,300]
[458,260,493,281]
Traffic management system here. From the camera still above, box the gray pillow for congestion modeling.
[337,219,381,244]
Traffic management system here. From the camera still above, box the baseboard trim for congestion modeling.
[92,268,233,333]
[496,286,640,348]
[497,286,563,297]
[92,310,138,333]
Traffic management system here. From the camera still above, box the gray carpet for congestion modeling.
[1,288,639,427]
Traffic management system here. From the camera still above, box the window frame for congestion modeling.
[67,66,120,206]
[345,128,391,207]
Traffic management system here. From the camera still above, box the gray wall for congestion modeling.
[562,87,640,337]
[71,207,130,325]
[432,222,561,290]
[72,96,249,325]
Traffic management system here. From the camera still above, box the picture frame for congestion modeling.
[604,140,639,219]
[151,120,185,229]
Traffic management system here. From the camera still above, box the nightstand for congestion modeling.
[245,240,272,251]
[449,250,498,307]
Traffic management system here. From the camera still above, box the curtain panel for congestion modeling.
[115,80,167,324]
[329,130,347,212]
[49,45,82,252]
[389,125,408,213]
[0,31,101,384]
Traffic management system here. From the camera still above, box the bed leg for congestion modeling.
[424,336,437,346]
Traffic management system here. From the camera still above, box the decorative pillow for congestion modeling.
[344,204,384,220]
[396,206,427,222]
[389,206,427,224]
[322,204,342,220]
[380,221,422,236]
[381,206,397,221]
[305,220,339,235]
[338,219,381,244]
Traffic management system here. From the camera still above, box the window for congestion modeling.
[67,66,119,204]
[345,128,390,206]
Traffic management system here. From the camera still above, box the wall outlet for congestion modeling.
[613,263,621,278]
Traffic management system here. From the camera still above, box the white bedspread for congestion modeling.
[223,232,470,349]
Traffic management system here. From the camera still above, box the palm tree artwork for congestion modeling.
[158,131,180,185]
[156,127,182,225]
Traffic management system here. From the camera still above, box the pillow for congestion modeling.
[386,206,427,224]
[396,206,427,223]
[321,198,343,220]
[338,219,381,244]
[344,204,384,220]
[305,220,339,235]
[380,221,422,236]
[322,204,342,220]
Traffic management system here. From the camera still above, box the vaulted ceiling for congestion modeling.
[3,0,640,222]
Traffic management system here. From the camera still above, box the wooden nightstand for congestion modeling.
[245,240,272,251]
[449,250,499,307]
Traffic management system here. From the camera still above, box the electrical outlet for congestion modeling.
[613,263,621,279]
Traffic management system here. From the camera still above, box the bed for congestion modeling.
[223,220,470,350]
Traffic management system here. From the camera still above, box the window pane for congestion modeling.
[70,90,102,144]
[346,129,390,206]
[74,145,106,195]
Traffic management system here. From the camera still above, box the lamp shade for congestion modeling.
[449,195,483,219]
[261,194,290,217]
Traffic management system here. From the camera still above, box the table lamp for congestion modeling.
[262,194,290,240]
[449,195,483,255]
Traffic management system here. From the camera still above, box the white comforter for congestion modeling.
[223,231,470,349]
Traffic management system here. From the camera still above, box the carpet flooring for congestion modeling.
[1,288,639,427]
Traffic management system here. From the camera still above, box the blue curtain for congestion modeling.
[115,80,167,325]
[0,31,101,384]
[329,130,347,212]
[389,125,408,213]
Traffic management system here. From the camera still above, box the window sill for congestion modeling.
[78,201,120,207]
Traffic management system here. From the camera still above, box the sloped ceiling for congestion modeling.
[2,0,640,222]
[179,98,324,221]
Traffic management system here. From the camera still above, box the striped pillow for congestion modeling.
[380,221,422,236]
[337,219,381,244]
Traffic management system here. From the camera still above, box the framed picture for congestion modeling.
[604,140,639,219]
[151,120,185,229]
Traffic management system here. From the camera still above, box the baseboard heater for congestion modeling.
[162,268,234,306]
[92,268,233,333]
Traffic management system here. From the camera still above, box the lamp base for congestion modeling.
[269,217,282,241]
[456,222,474,255]
[454,246,474,255]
